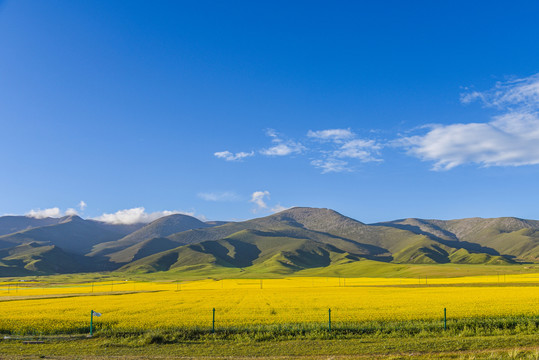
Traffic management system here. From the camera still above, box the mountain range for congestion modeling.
[0,207,537,277]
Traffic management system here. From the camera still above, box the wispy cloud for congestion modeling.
[198,191,240,202]
[214,150,254,161]
[215,127,380,173]
[311,158,351,173]
[93,207,196,224]
[460,73,539,110]
[402,73,539,170]
[308,128,383,173]
[334,139,382,161]
[307,128,354,141]
[260,129,305,156]
[250,191,270,212]
[78,201,87,211]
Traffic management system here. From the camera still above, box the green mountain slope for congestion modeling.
[0,242,93,276]
[88,214,211,261]
[120,229,362,275]
[167,208,414,254]
[0,208,537,277]
[106,237,183,264]
[378,217,539,262]
[119,208,521,276]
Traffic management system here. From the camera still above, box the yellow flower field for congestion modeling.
[0,275,537,334]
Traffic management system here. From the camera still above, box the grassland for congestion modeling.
[0,272,537,359]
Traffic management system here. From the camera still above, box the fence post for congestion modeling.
[90,310,94,336]
[444,308,447,331]
[212,308,215,333]
[328,308,331,332]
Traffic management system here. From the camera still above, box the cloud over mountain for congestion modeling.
[250,191,270,211]
[93,207,195,225]
[26,207,62,219]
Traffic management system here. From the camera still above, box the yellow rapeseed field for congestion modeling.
[0,275,537,334]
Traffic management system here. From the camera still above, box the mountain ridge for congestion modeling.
[0,208,537,277]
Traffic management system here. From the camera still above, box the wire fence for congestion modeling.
[0,276,537,336]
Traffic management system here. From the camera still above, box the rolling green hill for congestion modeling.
[88,214,212,262]
[378,217,539,262]
[120,229,363,275]
[0,242,93,276]
[0,208,537,277]
[117,208,517,276]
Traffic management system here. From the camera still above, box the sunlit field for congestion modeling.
[0,275,537,335]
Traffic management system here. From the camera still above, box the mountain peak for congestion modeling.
[272,207,348,219]
[58,215,84,224]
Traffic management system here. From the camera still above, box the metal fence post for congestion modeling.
[328,308,331,332]
[212,308,215,333]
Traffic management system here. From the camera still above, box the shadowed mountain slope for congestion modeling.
[88,214,213,262]
[0,208,536,277]
[0,216,63,237]
[377,217,539,262]
[166,208,460,259]
[119,208,517,275]
[120,229,363,274]
[0,242,93,276]
[0,216,137,254]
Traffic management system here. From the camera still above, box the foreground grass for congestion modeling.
[1,317,538,359]
[1,334,538,359]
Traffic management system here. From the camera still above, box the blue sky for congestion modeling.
[1,1,539,224]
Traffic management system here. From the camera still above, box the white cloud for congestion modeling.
[403,73,539,170]
[78,201,87,211]
[65,208,79,216]
[198,191,240,202]
[93,207,194,225]
[307,128,354,141]
[402,112,539,170]
[311,159,351,173]
[250,191,270,211]
[214,150,254,161]
[26,207,62,219]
